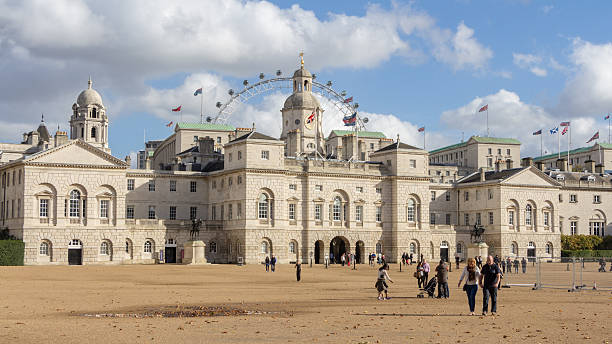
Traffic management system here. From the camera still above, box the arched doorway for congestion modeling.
[165,239,177,263]
[314,240,324,264]
[329,237,349,264]
[355,241,365,264]
[439,241,449,262]
[68,239,83,265]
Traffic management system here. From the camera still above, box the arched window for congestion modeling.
[69,190,81,217]
[125,240,130,253]
[456,243,462,254]
[289,241,295,254]
[144,240,152,253]
[209,242,217,253]
[440,241,449,248]
[91,127,96,139]
[332,197,341,221]
[545,242,552,254]
[91,108,97,118]
[525,204,532,225]
[258,194,269,219]
[100,241,109,255]
[409,242,417,254]
[261,241,268,254]
[376,242,382,254]
[39,242,49,256]
[407,199,415,222]
[304,80,309,91]
[511,242,518,255]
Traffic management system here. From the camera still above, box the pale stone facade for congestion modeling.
[1,67,610,266]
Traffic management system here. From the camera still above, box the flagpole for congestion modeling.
[423,129,426,150]
[540,133,543,158]
[609,115,611,143]
[486,108,489,137]
[557,129,560,160]
[568,125,571,171]
[200,87,204,124]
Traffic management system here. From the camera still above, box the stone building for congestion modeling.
[1,63,610,266]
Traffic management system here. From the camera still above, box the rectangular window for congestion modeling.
[148,206,156,219]
[497,148,501,154]
[169,206,176,220]
[315,204,322,221]
[593,195,601,204]
[289,184,297,190]
[508,211,514,225]
[216,136,221,143]
[429,213,436,225]
[476,213,481,226]
[127,179,134,191]
[212,206,217,220]
[570,221,577,235]
[228,204,233,220]
[356,186,363,193]
[356,205,363,222]
[544,212,549,226]
[288,203,296,220]
[212,180,216,189]
[190,207,197,220]
[220,205,224,221]
[237,176,242,184]
[376,206,382,222]
[487,158,493,167]
[476,190,480,200]
[445,213,451,225]
[228,177,233,186]
[148,180,155,192]
[39,199,48,217]
[100,200,109,218]
[237,203,242,219]
[315,185,322,191]
[445,192,450,201]
[126,206,134,219]
[488,148,492,155]
[506,149,511,155]
[431,191,436,201]
[488,189,493,199]
[464,192,469,201]
[464,213,470,226]
[376,187,382,194]
[409,159,416,168]
[261,150,269,160]
[190,181,197,193]
[238,151,242,160]
[228,153,233,162]
[370,143,374,149]
[488,212,493,225]
[169,180,176,192]
[570,194,577,203]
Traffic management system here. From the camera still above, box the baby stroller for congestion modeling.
[417,276,438,298]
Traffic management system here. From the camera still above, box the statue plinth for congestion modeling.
[467,242,488,260]
[183,241,207,265]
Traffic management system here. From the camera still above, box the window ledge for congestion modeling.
[289,220,297,225]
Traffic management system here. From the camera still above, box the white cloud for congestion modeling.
[428,22,493,71]
[513,53,547,77]
[541,5,554,14]
[558,39,612,116]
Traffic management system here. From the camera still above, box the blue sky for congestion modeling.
[1,0,611,163]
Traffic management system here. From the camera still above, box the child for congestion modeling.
[375,263,394,300]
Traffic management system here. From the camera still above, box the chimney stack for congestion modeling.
[521,157,534,168]
[506,159,513,170]
[585,160,596,173]
[535,161,545,171]
[595,164,604,174]
[556,158,567,172]
[480,168,486,182]
[125,155,132,167]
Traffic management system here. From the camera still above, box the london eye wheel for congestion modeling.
[211,71,368,131]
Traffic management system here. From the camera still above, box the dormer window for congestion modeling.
[91,108,97,118]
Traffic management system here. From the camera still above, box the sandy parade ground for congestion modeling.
[1,262,611,344]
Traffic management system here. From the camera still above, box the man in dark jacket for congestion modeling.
[435,260,449,298]
[479,255,501,315]
[265,256,270,272]
[270,255,276,272]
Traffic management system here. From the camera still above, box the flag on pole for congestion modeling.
[478,104,488,112]
[165,121,173,127]
[194,88,203,96]
[343,112,357,126]
[418,127,425,132]
[343,96,353,103]
[172,105,182,112]
[532,129,542,135]
[561,126,568,135]
[605,114,610,120]
[550,127,558,134]
[560,121,570,127]
[306,111,315,124]
[586,131,599,143]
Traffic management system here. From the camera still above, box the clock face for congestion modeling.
[304,113,314,130]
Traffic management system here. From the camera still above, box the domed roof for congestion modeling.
[283,91,320,109]
[77,78,104,107]
[293,67,312,78]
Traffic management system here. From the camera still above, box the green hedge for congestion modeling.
[0,240,25,266]
[561,250,612,258]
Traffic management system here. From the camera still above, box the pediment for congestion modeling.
[24,140,127,168]
[501,167,558,187]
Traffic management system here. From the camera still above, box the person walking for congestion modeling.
[341,253,346,267]
[295,260,302,281]
[476,256,483,269]
[265,256,270,272]
[458,258,481,315]
[513,258,519,273]
[422,259,430,288]
[501,259,506,274]
[479,255,501,316]
[455,254,460,270]
[435,260,449,298]
[330,252,334,264]
[506,257,512,274]
[521,257,527,274]
[270,255,276,272]
[409,253,414,265]
[375,263,394,300]
[416,261,425,288]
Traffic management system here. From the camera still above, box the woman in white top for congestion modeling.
[375,263,394,300]
[458,257,481,315]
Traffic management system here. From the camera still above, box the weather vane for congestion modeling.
[299,51,304,67]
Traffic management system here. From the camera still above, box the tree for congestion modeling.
[561,235,603,250]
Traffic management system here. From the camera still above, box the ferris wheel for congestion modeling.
[210,70,369,131]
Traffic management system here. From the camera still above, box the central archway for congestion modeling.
[329,236,349,264]
[355,241,365,264]
[314,240,324,264]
